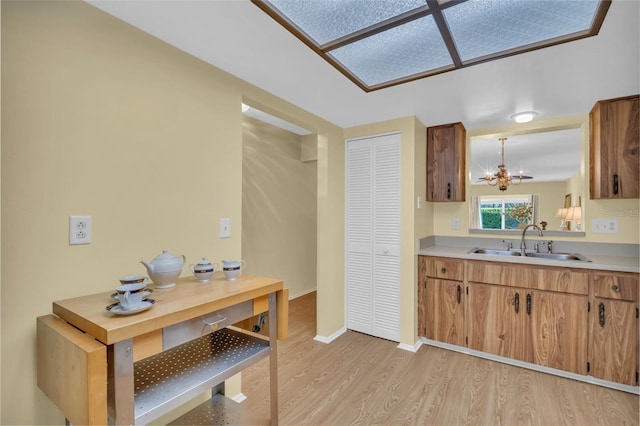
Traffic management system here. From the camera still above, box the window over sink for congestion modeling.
[471,194,539,230]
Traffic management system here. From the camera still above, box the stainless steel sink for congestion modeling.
[468,248,521,256]
[468,247,591,262]
[525,252,591,262]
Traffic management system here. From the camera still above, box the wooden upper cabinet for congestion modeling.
[427,122,466,202]
[590,95,639,199]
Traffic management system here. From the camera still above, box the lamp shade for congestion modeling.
[556,208,569,218]
[565,206,582,221]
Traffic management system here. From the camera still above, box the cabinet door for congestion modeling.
[424,278,464,346]
[590,298,638,386]
[590,95,639,199]
[530,291,588,374]
[418,257,427,337]
[426,122,465,202]
[467,283,531,363]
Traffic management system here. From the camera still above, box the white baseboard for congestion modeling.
[314,326,347,344]
[397,339,422,353]
[229,392,247,403]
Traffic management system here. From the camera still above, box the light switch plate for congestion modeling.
[219,218,230,238]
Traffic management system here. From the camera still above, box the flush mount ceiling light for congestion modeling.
[511,111,539,123]
[477,137,533,191]
[252,0,610,92]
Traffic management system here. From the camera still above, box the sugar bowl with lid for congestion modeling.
[189,257,218,283]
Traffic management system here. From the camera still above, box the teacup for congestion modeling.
[119,275,147,285]
[116,283,147,310]
[222,259,246,281]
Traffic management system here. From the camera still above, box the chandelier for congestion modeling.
[478,137,533,191]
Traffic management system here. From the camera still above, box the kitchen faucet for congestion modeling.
[521,224,543,255]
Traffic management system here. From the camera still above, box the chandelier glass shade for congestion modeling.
[478,137,533,191]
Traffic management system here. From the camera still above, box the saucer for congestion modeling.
[111,289,153,301]
[106,298,155,315]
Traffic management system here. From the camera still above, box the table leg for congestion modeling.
[107,338,135,425]
[269,292,278,425]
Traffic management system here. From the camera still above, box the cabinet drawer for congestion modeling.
[467,261,537,288]
[537,268,589,295]
[425,257,463,281]
[163,300,253,350]
[593,273,639,301]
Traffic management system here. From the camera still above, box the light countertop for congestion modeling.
[419,237,639,273]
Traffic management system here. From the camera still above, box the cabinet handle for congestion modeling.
[447,182,451,200]
[526,293,532,315]
[599,303,605,327]
[514,292,520,314]
[440,267,447,274]
[456,285,461,304]
[613,174,619,195]
[611,285,620,292]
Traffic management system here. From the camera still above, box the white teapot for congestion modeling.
[141,249,186,288]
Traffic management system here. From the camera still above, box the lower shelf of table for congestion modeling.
[133,327,270,424]
[168,393,268,425]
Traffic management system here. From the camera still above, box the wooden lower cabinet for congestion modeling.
[590,299,637,385]
[419,256,636,387]
[590,271,639,386]
[467,282,531,362]
[467,283,588,372]
[424,278,464,346]
[420,256,464,344]
[530,291,588,374]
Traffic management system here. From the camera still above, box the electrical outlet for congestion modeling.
[591,218,619,234]
[452,217,460,230]
[220,218,230,238]
[69,216,92,245]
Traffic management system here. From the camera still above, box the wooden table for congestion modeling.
[38,273,285,425]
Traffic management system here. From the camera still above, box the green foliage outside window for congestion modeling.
[480,207,521,229]
[481,207,502,229]
[507,203,532,224]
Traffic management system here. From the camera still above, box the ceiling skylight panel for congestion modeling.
[252,0,610,91]
[328,15,452,87]
[443,0,602,62]
[267,0,428,45]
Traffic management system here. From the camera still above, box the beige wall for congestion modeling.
[242,116,317,299]
[0,1,340,423]
[315,129,346,338]
[0,0,3,411]
[1,1,637,424]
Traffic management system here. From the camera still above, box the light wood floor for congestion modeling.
[241,292,639,425]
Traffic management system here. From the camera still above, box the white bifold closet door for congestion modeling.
[346,132,401,342]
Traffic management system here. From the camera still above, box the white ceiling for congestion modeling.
[86,0,639,131]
